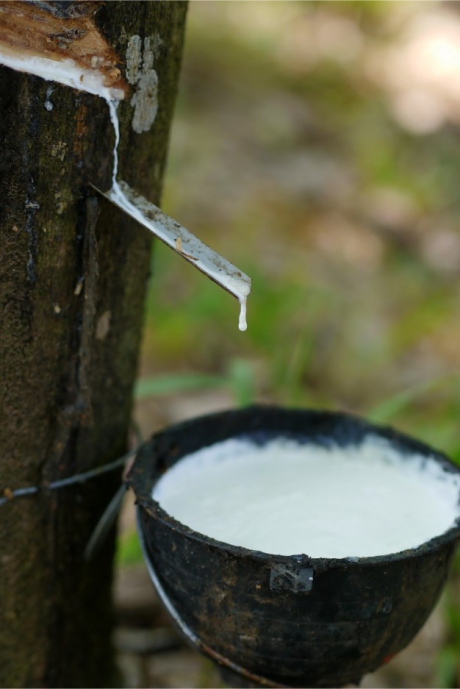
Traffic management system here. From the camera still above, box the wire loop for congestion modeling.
[0,447,137,508]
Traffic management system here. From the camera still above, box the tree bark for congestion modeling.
[0,2,187,686]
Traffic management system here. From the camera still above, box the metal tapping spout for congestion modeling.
[92,180,252,331]
[94,96,251,330]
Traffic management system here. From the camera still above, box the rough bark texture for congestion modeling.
[0,2,187,686]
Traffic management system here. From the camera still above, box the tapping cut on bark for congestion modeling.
[0,1,129,99]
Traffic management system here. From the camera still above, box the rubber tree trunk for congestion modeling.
[0,2,187,686]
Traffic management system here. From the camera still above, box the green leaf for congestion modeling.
[116,530,143,566]
[435,645,458,688]
[135,373,226,399]
[367,373,459,424]
[227,359,255,407]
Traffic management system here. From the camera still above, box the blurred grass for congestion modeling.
[116,530,143,567]
[135,359,255,407]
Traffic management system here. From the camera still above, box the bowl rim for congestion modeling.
[127,405,460,567]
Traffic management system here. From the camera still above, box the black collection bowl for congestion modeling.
[126,406,460,687]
